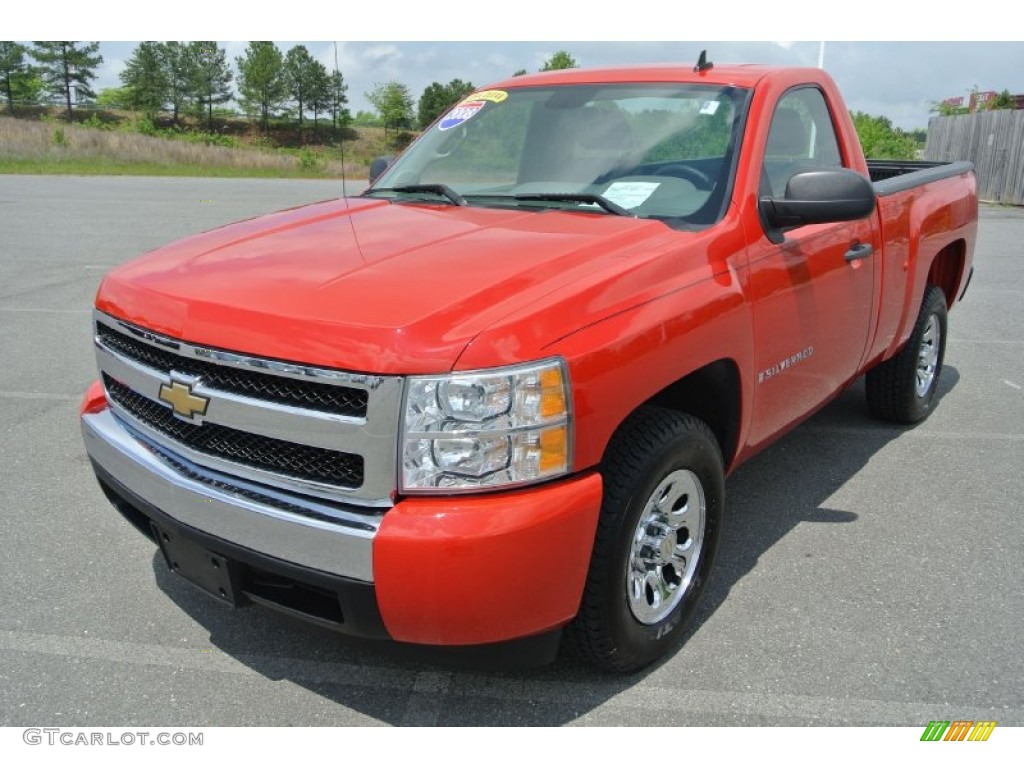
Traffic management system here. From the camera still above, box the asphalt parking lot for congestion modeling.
[1,175,1021,727]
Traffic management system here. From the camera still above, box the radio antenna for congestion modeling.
[335,41,348,200]
[694,49,713,73]
[333,42,364,259]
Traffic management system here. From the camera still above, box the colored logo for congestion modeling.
[439,101,485,131]
[158,377,209,422]
[920,720,997,742]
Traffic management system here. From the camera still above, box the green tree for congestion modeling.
[119,41,167,116]
[30,41,103,120]
[851,111,919,160]
[512,68,528,77]
[540,50,578,71]
[189,42,232,129]
[11,70,45,109]
[931,100,968,117]
[96,86,134,110]
[1,41,28,114]
[284,45,319,126]
[236,41,287,129]
[352,109,381,126]
[159,42,196,125]
[932,85,982,117]
[328,70,349,128]
[988,89,1015,110]
[365,80,414,139]
[417,78,475,129]
[306,60,331,131]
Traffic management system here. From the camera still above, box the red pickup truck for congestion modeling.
[80,62,977,672]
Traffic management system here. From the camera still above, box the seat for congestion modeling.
[548,107,636,185]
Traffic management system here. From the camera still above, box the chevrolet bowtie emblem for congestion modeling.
[158,378,209,422]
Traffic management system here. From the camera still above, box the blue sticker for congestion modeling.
[439,100,485,131]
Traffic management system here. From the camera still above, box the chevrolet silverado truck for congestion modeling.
[80,62,977,672]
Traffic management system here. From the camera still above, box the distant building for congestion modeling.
[968,91,998,111]
[942,90,1024,112]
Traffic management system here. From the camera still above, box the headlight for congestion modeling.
[401,359,572,492]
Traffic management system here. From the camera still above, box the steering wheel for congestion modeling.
[653,164,714,190]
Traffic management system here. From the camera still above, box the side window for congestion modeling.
[762,88,843,197]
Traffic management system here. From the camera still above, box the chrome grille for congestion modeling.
[135,425,377,528]
[105,376,364,488]
[97,323,368,418]
[93,310,403,507]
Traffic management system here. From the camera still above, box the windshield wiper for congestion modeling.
[368,184,467,207]
[512,192,633,217]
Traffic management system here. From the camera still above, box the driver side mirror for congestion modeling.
[368,155,395,184]
[759,168,876,244]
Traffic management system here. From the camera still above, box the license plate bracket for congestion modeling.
[152,523,242,605]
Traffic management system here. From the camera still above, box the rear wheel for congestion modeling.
[866,285,948,423]
[567,406,724,672]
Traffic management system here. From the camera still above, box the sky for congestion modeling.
[82,40,1024,131]
[10,3,1024,131]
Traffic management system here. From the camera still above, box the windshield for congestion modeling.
[368,83,750,226]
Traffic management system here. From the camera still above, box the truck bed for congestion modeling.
[868,159,974,195]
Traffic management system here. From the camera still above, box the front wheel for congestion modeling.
[566,407,724,672]
[866,285,948,423]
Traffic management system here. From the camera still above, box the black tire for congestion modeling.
[566,406,724,673]
[866,285,948,424]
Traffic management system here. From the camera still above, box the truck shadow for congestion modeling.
[152,368,960,725]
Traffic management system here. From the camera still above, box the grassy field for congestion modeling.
[0,115,392,179]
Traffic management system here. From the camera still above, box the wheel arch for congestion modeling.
[926,239,966,309]
[618,358,743,473]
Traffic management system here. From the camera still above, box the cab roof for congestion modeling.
[488,64,817,91]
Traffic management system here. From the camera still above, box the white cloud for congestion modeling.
[76,40,1024,131]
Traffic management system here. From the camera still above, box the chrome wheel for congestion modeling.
[627,469,706,625]
[567,408,723,671]
[915,313,941,397]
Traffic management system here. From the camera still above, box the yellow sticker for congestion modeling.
[463,89,508,104]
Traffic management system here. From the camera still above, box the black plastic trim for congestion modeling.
[960,265,975,301]
[871,160,974,197]
[90,459,566,666]
[91,459,390,640]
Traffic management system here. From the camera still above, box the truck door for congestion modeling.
[746,86,878,447]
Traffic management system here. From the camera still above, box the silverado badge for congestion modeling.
[158,377,209,423]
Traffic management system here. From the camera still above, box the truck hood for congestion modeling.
[97,197,689,374]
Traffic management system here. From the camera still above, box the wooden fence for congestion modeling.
[925,111,1024,205]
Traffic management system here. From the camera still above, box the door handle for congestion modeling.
[844,242,874,262]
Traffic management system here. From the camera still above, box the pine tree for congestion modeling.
[236,41,287,130]
[189,41,232,130]
[306,60,331,132]
[284,45,318,127]
[30,41,103,120]
[329,71,348,129]
[0,42,28,115]
[120,41,167,116]
[159,42,196,125]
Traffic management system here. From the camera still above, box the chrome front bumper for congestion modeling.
[82,408,381,583]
